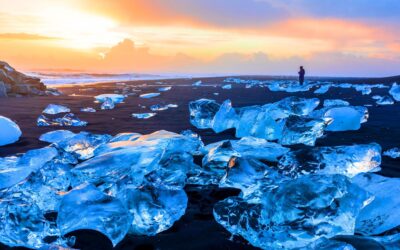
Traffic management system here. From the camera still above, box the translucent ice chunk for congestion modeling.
[37,113,88,127]
[205,137,289,162]
[39,130,76,144]
[278,143,382,178]
[211,99,239,133]
[132,113,156,119]
[222,84,232,89]
[324,99,350,107]
[354,85,372,95]
[389,82,400,101]
[57,184,131,246]
[139,93,160,98]
[311,106,368,131]
[54,131,112,160]
[158,86,171,92]
[376,95,394,105]
[280,116,330,146]
[353,173,400,235]
[117,186,187,236]
[42,104,70,115]
[110,132,142,143]
[314,84,331,94]
[150,104,178,111]
[0,147,58,189]
[383,147,400,158]
[214,174,370,249]
[192,80,202,86]
[267,80,313,93]
[0,116,22,146]
[189,99,220,129]
[80,107,96,112]
[95,94,125,103]
[100,97,115,110]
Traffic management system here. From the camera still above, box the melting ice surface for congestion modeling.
[42,104,70,115]
[132,113,157,119]
[140,92,160,98]
[0,116,22,146]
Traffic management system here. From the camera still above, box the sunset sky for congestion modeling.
[0,0,399,76]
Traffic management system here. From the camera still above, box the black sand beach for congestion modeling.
[0,76,399,250]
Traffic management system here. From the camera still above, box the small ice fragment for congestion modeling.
[132,113,156,119]
[95,94,125,103]
[140,93,160,98]
[80,107,96,112]
[158,86,171,92]
[222,84,232,89]
[150,104,178,111]
[39,130,76,143]
[383,147,400,158]
[37,113,88,127]
[42,104,70,115]
[376,95,394,105]
[0,116,22,146]
[389,82,400,101]
[323,99,350,107]
[101,97,115,110]
[192,80,202,86]
[213,92,219,96]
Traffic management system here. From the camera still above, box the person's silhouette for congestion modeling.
[298,66,305,85]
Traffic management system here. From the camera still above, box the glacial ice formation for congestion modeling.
[310,106,368,131]
[43,104,70,115]
[57,184,131,246]
[376,95,395,105]
[0,116,22,146]
[389,82,400,101]
[189,99,221,129]
[278,143,381,178]
[214,174,370,249]
[39,130,76,144]
[353,173,400,235]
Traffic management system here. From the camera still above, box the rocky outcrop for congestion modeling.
[0,61,53,97]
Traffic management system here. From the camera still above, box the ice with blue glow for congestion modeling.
[150,104,178,111]
[53,131,112,160]
[57,184,131,246]
[0,116,22,146]
[140,92,160,98]
[278,143,381,178]
[43,104,70,115]
[214,174,370,249]
[39,130,76,144]
[158,86,172,92]
[211,99,238,133]
[101,97,115,110]
[314,84,331,94]
[222,84,232,89]
[267,80,314,93]
[192,80,202,86]
[117,186,187,236]
[280,116,331,146]
[353,173,400,236]
[37,113,88,127]
[383,147,400,158]
[95,94,125,103]
[189,99,220,129]
[132,112,156,119]
[311,106,368,131]
[324,99,350,107]
[389,82,400,101]
[376,95,394,105]
[0,147,58,190]
[80,107,96,112]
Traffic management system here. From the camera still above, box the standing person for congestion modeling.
[298,66,305,85]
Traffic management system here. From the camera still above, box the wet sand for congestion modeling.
[0,76,399,250]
